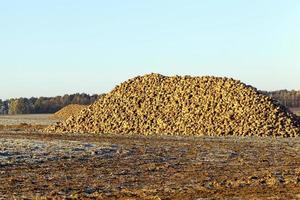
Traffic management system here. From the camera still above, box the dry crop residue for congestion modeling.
[46,73,300,137]
[52,104,87,120]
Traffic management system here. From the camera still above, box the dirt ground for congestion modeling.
[290,107,300,116]
[0,114,58,126]
[0,115,300,199]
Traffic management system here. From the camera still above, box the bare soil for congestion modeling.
[0,115,300,199]
[0,114,58,126]
[290,107,300,116]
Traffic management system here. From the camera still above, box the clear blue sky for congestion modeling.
[1,0,300,99]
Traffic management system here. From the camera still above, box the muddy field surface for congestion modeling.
[0,131,300,199]
[290,107,300,116]
[0,114,58,126]
[0,114,58,134]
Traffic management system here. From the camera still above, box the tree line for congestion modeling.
[263,90,300,108]
[0,93,100,115]
[1,90,300,115]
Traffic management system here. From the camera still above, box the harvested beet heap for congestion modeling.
[46,73,300,137]
[52,104,87,120]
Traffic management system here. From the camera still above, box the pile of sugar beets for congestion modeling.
[46,73,300,137]
[52,104,87,120]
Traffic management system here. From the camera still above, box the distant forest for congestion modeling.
[0,90,300,115]
[264,90,300,108]
[0,93,101,115]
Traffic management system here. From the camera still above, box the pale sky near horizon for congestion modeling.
[1,1,300,99]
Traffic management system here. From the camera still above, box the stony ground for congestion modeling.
[0,115,300,199]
